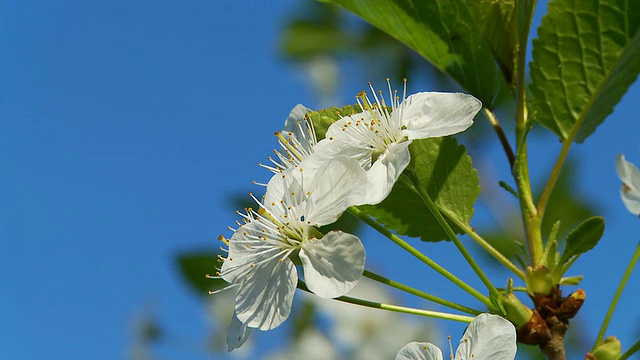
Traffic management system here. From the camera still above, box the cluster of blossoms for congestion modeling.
[214,80,493,352]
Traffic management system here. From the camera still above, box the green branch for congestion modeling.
[484,108,515,169]
[593,241,640,349]
[348,206,494,310]
[619,339,640,360]
[404,171,501,301]
[297,280,474,323]
[443,209,525,280]
[363,269,481,315]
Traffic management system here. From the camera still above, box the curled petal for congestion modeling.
[455,313,517,360]
[299,231,365,298]
[362,141,411,205]
[282,104,315,154]
[234,258,298,331]
[283,104,312,134]
[616,154,640,215]
[400,92,481,141]
[396,342,443,360]
[226,312,251,352]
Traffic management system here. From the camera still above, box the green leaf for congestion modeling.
[306,104,362,140]
[559,216,605,265]
[463,0,518,85]
[360,137,479,242]
[176,251,227,296]
[529,0,640,143]
[321,0,506,105]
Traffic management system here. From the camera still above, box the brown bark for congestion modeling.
[515,287,585,360]
[541,314,568,360]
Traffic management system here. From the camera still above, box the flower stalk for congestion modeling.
[363,269,482,315]
[348,206,494,310]
[404,171,502,302]
[297,280,475,323]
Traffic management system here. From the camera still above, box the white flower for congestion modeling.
[395,313,517,360]
[260,104,316,174]
[219,156,367,331]
[309,80,481,205]
[615,154,640,216]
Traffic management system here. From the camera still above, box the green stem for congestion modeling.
[444,210,525,280]
[363,269,481,315]
[483,108,515,169]
[537,134,572,220]
[297,280,474,323]
[619,339,640,360]
[592,241,640,349]
[404,171,501,300]
[348,206,494,310]
[514,0,542,267]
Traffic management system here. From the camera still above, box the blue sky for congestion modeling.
[2,1,639,359]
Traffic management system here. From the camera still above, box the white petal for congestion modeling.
[313,129,374,167]
[234,257,298,330]
[283,104,312,134]
[264,169,305,218]
[324,116,351,140]
[400,92,481,141]
[362,141,412,205]
[616,154,640,215]
[396,342,443,360]
[226,312,252,351]
[222,220,276,284]
[306,156,368,226]
[299,230,365,298]
[282,104,315,153]
[455,313,517,360]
